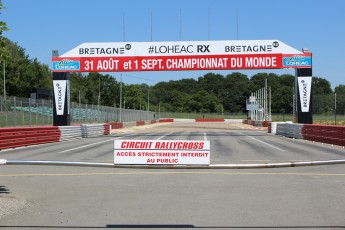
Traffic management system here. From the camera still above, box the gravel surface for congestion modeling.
[0,196,26,219]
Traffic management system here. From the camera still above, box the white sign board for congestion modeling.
[60,40,302,57]
[114,140,210,165]
[298,77,312,112]
[52,40,312,72]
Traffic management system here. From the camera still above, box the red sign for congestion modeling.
[52,54,284,72]
[114,140,210,165]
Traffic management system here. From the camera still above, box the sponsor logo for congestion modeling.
[52,59,80,71]
[53,80,67,115]
[298,77,312,112]
[79,44,131,55]
[283,55,312,67]
[225,41,277,53]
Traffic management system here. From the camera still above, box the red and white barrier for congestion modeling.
[275,123,345,147]
[0,126,61,150]
[0,124,111,150]
[195,118,225,122]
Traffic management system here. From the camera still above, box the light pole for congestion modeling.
[119,74,122,122]
[3,61,5,100]
[147,88,150,111]
[334,92,337,125]
[97,75,100,122]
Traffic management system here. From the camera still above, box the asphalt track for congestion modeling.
[0,122,344,229]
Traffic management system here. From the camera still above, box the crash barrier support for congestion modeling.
[195,118,225,122]
[0,126,61,150]
[1,159,345,169]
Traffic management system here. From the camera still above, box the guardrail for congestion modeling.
[1,159,345,169]
[59,126,82,141]
[276,123,303,139]
[0,124,111,150]
[195,118,225,122]
[0,126,61,149]
[303,124,345,146]
[136,121,145,126]
[274,122,345,147]
[81,124,111,138]
[159,118,174,123]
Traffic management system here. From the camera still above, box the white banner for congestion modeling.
[60,40,302,57]
[53,80,67,115]
[114,140,210,165]
[298,77,312,112]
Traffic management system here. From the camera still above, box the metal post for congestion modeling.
[3,61,5,100]
[119,74,122,122]
[265,79,268,121]
[269,86,272,121]
[147,88,150,111]
[158,101,161,119]
[21,100,24,126]
[98,75,100,123]
[13,97,16,127]
[334,92,337,125]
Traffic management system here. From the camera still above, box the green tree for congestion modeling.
[0,0,9,61]
[335,85,345,94]
[312,77,332,94]
[185,90,221,113]
[222,72,250,112]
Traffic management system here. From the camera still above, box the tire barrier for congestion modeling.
[0,126,61,150]
[0,124,111,150]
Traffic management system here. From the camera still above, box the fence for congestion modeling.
[2,93,345,127]
[0,96,155,127]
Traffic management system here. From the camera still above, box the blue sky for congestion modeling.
[2,0,345,88]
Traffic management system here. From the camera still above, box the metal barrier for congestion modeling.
[0,126,60,150]
[0,124,111,150]
[59,126,82,141]
[275,123,345,147]
[276,123,303,139]
[303,124,345,146]
[1,159,345,169]
[81,124,110,138]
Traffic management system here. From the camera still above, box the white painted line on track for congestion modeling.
[156,132,174,140]
[239,132,285,152]
[204,132,208,141]
[58,138,117,153]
